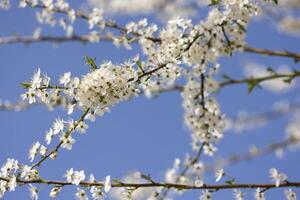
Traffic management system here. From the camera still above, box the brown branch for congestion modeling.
[23,1,160,43]
[219,70,300,88]
[0,176,299,191]
[244,47,300,62]
[0,35,115,45]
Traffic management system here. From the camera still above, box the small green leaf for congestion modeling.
[112,179,123,184]
[20,82,32,89]
[266,67,276,74]
[208,0,220,6]
[236,22,246,33]
[222,74,232,81]
[225,179,236,185]
[84,56,98,71]
[283,78,292,84]
[140,173,156,183]
[136,60,145,73]
[247,79,258,93]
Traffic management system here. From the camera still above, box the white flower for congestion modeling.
[21,89,37,104]
[88,31,100,43]
[64,168,85,185]
[215,168,225,182]
[53,118,64,134]
[66,8,76,22]
[59,72,71,86]
[75,188,88,200]
[234,189,244,200]
[29,184,38,200]
[0,0,10,9]
[39,145,47,156]
[67,104,76,115]
[7,175,17,191]
[203,144,217,156]
[20,165,39,180]
[64,168,74,182]
[199,190,212,200]
[254,188,265,200]
[85,112,96,122]
[88,8,104,29]
[194,179,204,187]
[90,186,105,200]
[31,68,42,89]
[76,121,89,134]
[19,0,27,7]
[1,158,18,177]
[269,168,287,187]
[45,128,54,145]
[61,135,75,150]
[104,176,111,193]
[28,142,40,162]
[50,186,62,198]
[285,189,296,200]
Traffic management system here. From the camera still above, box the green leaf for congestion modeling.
[140,173,156,183]
[84,56,98,71]
[247,79,258,93]
[208,0,220,6]
[273,0,278,5]
[136,60,145,73]
[225,179,236,185]
[266,67,276,74]
[222,74,232,81]
[236,22,246,33]
[20,82,32,89]
[283,78,292,84]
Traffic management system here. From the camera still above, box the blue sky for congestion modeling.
[0,1,300,199]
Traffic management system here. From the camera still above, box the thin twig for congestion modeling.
[30,107,91,169]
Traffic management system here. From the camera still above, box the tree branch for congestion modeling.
[244,47,300,62]
[30,107,91,169]
[0,176,299,191]
[219,70,300,88]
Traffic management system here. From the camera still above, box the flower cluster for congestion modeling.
[0,158,41,198]
[75,61,139,112]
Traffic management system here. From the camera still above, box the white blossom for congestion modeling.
[199,190,212,200]
[59,72,71,86]
[20,165,39,180]
[90,186,105,200]
[215,168,225,182]
[234,189,244,200]
[28,142,41,162]
[29,184,38,200]
[76,121,89,134]
[88,8,104,29]
[285,189,297,200]
[254,188,265,200]
[0,0,10,9]
[76,188,88,200]
[53,118,65,134]
[61,135,76,150]
[50,186,62,198]
[104,175,111,193]
[269,168,288,187]
[64,168,86,185]
[45,128,54,145]
[0,158,18,177]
